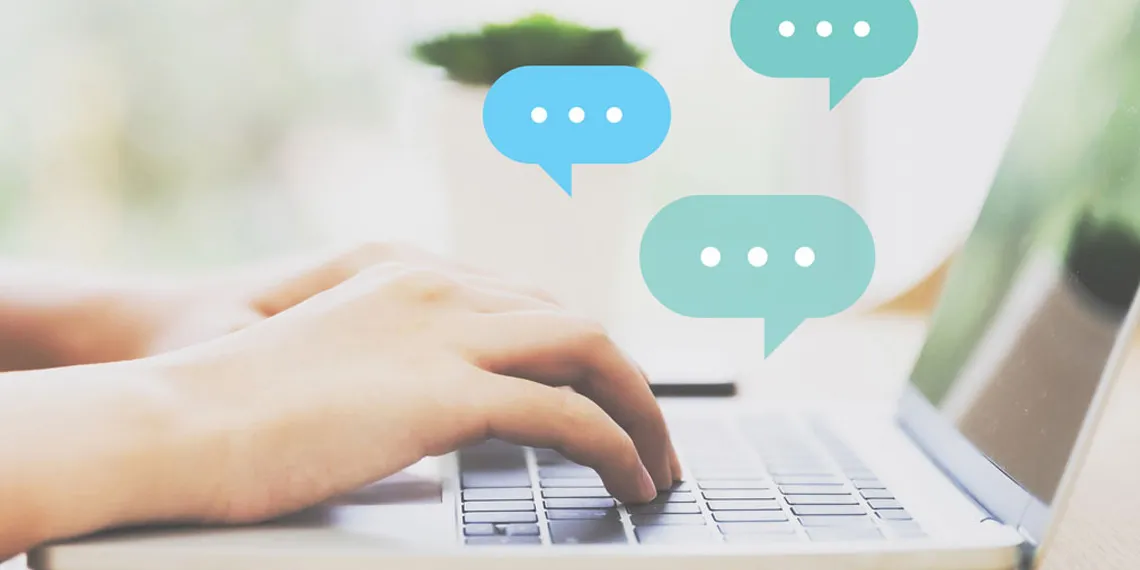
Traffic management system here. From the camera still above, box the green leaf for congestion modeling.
[411,13,648,86]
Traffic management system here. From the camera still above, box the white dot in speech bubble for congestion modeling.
[795,247,816,267]
[701,247,721,267]
[569,107,585,124]
[778,21,795,37]
[531,107,548,124]
[606,107,623,123]
[748,247,769,267]
[854,21,871,37]
[816,21,833,37]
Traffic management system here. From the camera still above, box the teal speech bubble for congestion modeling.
[640,195,875,357]
[730,0,919,109]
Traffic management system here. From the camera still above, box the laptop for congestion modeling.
[30,0,1140,567]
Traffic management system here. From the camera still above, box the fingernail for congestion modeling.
[638,466,658,500]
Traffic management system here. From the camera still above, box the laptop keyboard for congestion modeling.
[458,414,925,546]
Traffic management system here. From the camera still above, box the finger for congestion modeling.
[454,274,561,311]
[363,264,557,315]
[456,286,559,314]
[250,254,367,317]
[632,361,682,482]
[474,372,658,504]
[460,311,675,490]
[249,243,462,316]
[251,243,561,316]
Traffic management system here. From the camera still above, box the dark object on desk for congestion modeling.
[649,376,737,397]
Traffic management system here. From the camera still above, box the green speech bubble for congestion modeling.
[730,0,919,109]
[640,195,875,357]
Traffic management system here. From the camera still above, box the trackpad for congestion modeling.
[331,470,443,506]
[297,459,453,545]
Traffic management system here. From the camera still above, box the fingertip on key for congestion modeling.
[639,466,660,502]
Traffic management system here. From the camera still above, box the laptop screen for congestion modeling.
[907,0,1140,506]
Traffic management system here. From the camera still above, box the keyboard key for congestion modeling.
[500,523,541,536]
[860,489,894,500]
[798,515,874,528]
[697,480,770,490]
[463,488,533,501]
[765,466,834,476]
[651,491,696,503]
[463,501,535,512]
[544,498,616,510]
[724,533,801,544]
[464,523,540,537]
[877,510,913,521]
[538,485,611,499]
[778,484,848,495]
[702,489,775,501]
[465,536,543,545]
[463,524,497,536]
[772,475,844,485]
[635,526,720,544]
[459,443,529,489]
[691,469,766,480]
[707,500,781,511]
[867,499,903,510]
[851,479,886,490]
[461,440,525,458]
[783,494,858,506]
[712,511,788,523]
[534,449,571,465]
[541,478,604,488]
[627,503,701,515]
[463,512,538,524]
[460,471,531,489]
[539,466,598,479]
[630,514,708,526]
[718,522,796,535]
[546,509,618,521]
[548,520,627,544]
[806,528,883,542]
[790,505,866,517]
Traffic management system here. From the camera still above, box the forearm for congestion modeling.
[0,359,226,560]
[0,264,175,370]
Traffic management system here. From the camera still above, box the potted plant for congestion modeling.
[411,14,651,325]
[413,14,646,87]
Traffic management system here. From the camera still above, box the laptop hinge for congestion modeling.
[1015,527,1039,569]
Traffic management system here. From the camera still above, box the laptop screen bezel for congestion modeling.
[896,284,1140,547]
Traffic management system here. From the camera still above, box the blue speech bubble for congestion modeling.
[483,66,672,195]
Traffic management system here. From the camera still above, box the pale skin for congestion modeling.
[0,243,682,561]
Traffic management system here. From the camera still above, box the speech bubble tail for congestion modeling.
[829,78,862,110]
[763,317,805,358]
[540,163,574,196]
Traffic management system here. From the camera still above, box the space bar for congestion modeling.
[548,520,628,544]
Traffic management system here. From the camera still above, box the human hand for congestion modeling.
[132,243,551,358]
[157,260,681,524]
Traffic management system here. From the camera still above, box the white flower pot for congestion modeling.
[429,80,639,326]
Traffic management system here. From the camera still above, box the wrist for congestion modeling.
[108,356,235,525]
[18,359,231,543]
